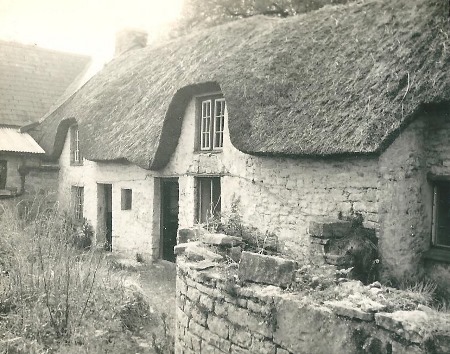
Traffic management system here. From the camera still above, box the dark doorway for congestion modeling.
[161,179,179,262]
[97,184,113,251]
[0,160,6,189]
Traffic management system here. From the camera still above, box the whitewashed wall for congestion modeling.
[58,132,155,257]
[58,95,381,262]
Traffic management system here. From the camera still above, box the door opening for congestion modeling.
[160,179,179,262]
[97,184,113,251]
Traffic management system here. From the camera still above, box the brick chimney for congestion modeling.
[115,29,148,57]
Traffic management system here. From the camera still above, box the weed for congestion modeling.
[151,312,175,354]
[136,253,145,263]
[0,200,159,352]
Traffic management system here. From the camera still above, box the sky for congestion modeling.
[0,0,184,60]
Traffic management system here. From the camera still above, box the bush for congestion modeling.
[0,201,155,353]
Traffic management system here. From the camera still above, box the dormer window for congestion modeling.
[70,125,83,165]
[198,96,226,151]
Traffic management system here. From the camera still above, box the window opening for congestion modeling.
[199,97,226,151]
[121,188,132,210]
[197,177,221,224]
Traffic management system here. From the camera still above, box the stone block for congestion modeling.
[229,326,252,348]
[189,332,202,353]
[228,304,272,338]
[186,287,201,303]
[274,298,360,353]
[251,338,277,354]
[214,301,228,317]
[190,260,217,271]
[239,251,297,288]
[276,348,290,354]
[191,306,208,326]
[229,246,243,262]
[324,300,374,321]
[358,299,386,313]
[178,228,202,243]
[184,244,223,262]
[231,344,249,354]
[174,242,193,255]
[207,315,229,339]
[187,320,204,338]
[309,219,352,239]
[202,233,243,247]
[374,311,430,343]
[247,299,271,316]
[199,294,214,312]
[201,328,232,352]
[176,307,190,328]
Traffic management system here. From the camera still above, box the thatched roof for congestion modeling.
[34,0,450,170]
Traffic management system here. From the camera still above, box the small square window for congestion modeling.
[197,96,226,151]
[432,182,450,248]
[121,189,132,210]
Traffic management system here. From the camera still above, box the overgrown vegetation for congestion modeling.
[0,200,173,353]
[202,196,278,255]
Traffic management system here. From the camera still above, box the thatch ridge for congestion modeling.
[34,0,450,169]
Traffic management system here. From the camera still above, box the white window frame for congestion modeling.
[199,96,226,151]
[200,100,212,150]
[213,98,225,149]
[74,128,80,163]
[71,125,82,165]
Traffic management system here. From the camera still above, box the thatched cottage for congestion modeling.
[30,0,449,287]
[0,41,90,198]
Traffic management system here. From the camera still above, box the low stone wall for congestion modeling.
[175,258,450,354]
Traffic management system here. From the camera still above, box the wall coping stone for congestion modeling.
[374,311,431,344]
[324,300,374,321]
[239,251,297,288]
[201,233,243,247]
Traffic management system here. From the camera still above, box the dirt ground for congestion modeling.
[108,254,177,349]
[137,260,177,326]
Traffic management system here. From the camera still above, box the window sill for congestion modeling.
[423,248,450,263]
[70,162,84,166]
[0,189,16,197]
[194,150,223,155]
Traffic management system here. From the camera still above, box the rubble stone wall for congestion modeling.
[175,259,445,354]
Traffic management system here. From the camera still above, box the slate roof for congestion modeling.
[0,127,44,154]
[35,0,450,169]
[0,41,90,127]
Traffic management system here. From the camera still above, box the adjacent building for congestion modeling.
[0,41,90,198]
